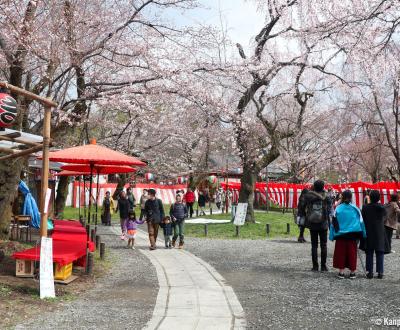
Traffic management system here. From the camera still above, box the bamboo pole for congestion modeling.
[0,144,44,161]
[0,147,16,154]
[0,134,41,146]
[39,106,52,238]
[0,81,57,107]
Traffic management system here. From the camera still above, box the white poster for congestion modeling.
[233,203,248,226]
[44,188,52,214]
[40,237,55,299]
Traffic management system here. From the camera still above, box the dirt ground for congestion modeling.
[0,240,109,330]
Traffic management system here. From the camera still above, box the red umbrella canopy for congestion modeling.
[61,164,137,174]
[55,170,90,176]
[46,139,146,166]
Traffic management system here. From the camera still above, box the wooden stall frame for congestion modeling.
[0,81,57,239]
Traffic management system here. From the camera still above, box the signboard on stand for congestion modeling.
[233,203,248,226]
[40,237,55,299]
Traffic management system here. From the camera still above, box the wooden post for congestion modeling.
[204,224,208,237]
[87,252,94,275]
[39,106,52,238]
[210,208,212,215]
[100,242,105,260]
[266,223,270,236]
[286,223,290,234]
[90,229,95,242]
[96,235,100,250]
[236,225,239,237]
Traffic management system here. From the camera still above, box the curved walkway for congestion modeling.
[16,225,245,330]
[110,226,246,330]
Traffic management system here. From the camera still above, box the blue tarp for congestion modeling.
[18,180,53,230]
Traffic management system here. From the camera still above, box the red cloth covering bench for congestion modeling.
[53,225,87,234]
[53,219,83,227]
[12,240,95,266]
[52,231,90,243]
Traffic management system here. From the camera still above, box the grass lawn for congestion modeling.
[185,210,300,240]
[61,205,301,240]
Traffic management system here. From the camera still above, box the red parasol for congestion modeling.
[42,139,145,236]
[61,164,137,174]
[45,139,146,166]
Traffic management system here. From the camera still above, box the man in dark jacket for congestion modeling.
[170,194,188,249]
[299,180,332,272]
[144,189,165,250]
[116,191,130,238]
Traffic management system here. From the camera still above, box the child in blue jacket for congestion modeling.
[161,216,173,249]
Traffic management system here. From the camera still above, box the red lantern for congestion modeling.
[0,93,17,128]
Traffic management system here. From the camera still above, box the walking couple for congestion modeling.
[143,189,187,250]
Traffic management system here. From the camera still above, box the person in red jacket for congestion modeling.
[184,187,196,218]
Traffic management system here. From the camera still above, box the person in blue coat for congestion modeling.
[330,190,366,279]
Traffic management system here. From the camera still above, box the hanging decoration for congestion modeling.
[177,176,187,184]
[145,172,155,181]
[0,92,17,128]
[208,175,217,184]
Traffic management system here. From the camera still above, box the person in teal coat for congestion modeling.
[330,190,366,279]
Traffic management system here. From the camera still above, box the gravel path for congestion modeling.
[186,237,400,329]
[15,224,158,330]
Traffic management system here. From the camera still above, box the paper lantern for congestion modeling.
[208,175,217,184]
[145,173,154,181]
[0,93,17,128]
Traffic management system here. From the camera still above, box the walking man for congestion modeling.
[144,189,165,250]
[170,194,188,249]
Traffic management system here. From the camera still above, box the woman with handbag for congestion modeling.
[101,191,115,226]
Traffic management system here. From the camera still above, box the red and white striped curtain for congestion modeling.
[222,181,400,209]
[71,182,187,207]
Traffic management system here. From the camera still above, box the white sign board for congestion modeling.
[40,237,55,299]
[44,188,52,214]
[233,203,248,226]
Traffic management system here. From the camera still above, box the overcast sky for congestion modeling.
[166,0,265,51]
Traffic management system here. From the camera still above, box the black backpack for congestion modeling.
[306,193,327,224]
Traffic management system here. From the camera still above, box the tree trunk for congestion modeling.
[238,164,257,223]
[55,176,69,216]
[113,174,127,200]
[0,160,24,239]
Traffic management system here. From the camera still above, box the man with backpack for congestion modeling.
[299,180,332,272]
[170,194,188,249]
[144,189,165,250]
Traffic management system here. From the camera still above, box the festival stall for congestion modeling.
[0,82,57,298]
